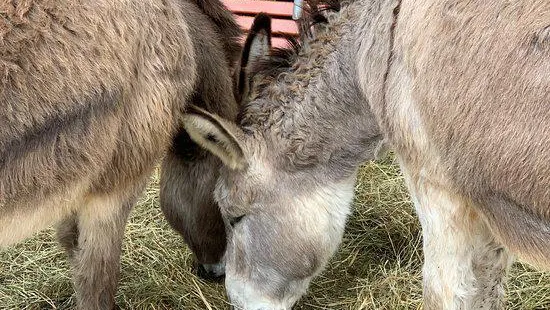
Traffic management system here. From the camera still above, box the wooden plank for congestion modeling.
[271,37,291,48]
[238,35,290,48]
[223,0,294,18]
[236,16,298,36]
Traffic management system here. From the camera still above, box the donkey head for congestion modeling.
[184,105,354,309]
[185,9,380,309]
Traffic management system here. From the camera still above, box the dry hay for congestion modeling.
[1,154,550,309]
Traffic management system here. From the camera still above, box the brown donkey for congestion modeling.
[159,0,242,281]
[0,0,240,308]
[183,1,550,309]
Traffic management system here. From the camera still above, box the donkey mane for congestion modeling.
[246,0,343,82]
[238,0,356,133]
[235,0,374,173]
[247,36,301,86]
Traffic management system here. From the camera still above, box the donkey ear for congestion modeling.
[236,13,272,101]
[244,13,272,64]
[183,106,247,170]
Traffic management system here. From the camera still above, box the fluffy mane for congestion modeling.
[247,0,343,80]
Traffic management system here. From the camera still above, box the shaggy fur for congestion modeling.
[159,0,242,275]
[183,0,550,309]
[0,0,240,308]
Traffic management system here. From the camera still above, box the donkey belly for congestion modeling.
[0,181,91,246]
[0,115,174,247]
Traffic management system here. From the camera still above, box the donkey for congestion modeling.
[0,0,240,308]
[158,0,242,281]
[182,1,550,309]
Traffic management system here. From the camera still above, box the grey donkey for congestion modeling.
[181,1,550,309]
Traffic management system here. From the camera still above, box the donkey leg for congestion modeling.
[160,136,226,281]
[63,192,137,310]
[400,164,513,310]
[56,213,79,259]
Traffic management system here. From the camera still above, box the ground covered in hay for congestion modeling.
[1,155,550,309]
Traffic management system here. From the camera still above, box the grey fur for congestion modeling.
[185,0,550,308]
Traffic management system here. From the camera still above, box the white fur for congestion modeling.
[294,176,355,252]
[225,176,356,310]
[399,160,513,309]
[226,275,310,310]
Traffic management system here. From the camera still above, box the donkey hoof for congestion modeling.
[195,261,225,283]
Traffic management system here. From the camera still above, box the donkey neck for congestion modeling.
[243,3,382,178]
[355,0,403,136]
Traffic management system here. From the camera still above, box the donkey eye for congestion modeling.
[229,215,245,227]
